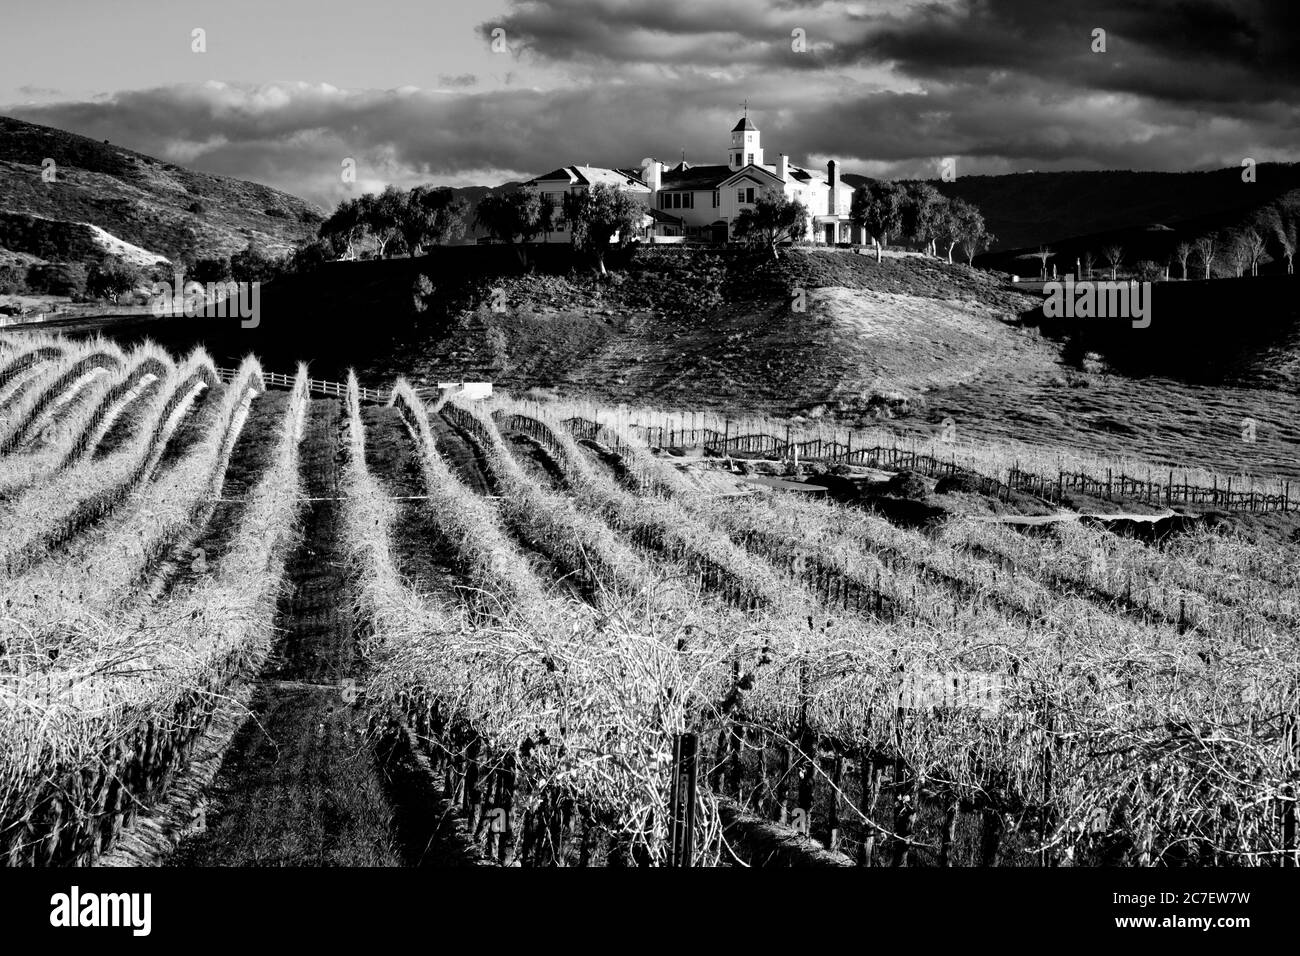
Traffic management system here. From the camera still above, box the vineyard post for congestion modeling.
[668,732,698,868]
[828,753,844,852]
[1284,706,1298,867]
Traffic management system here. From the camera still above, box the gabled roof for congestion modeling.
[526,165,648,189]
[732,116,758,132]
[530,167,580,184]
[660,163,733,190]
[571,165,649,189]
[719,164,784,188]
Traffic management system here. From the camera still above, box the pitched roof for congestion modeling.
[660,163,733,190]
[526,165,648,189]
[530,167,579,184]
[646,208,685,225]
[731,116,758,132]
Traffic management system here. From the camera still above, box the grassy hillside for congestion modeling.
[933,165,1300,261]
[0,115,324,261]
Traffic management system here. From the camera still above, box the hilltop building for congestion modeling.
[524,113,861,244]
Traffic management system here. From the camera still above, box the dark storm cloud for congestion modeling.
[483,0,1299,106]
[840,0,1300,107]
[4,0,1296,207]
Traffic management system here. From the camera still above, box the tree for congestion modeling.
[319,197,367,260]
[1241,227,1267,276]
[474,187,553,267]
[0,263,24,295]
[422,186,469,248]
[945,197,987,265]
[562,183,645,275]
[86,259,142,303]
[731,191,810,260]
[24,262,87,297]
[1174,242,1192,279]
[1194,234,1216,279]
[850,181,906,261]
[283,237,337,275]
[1082,250,1094,280]
[230,243,279,283]
[1102,244,1124,280]
[1135,259,1163,282]
[1021,246,1055,280]
[358,185,405,258]
[1222,231,1247,277]
[398,186,469,256]
[901,182,947,255]
[1276,217,1297,275]
[190,256,231,284]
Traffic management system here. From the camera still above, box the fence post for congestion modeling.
[668,731,698,868]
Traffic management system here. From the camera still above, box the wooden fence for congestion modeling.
[627,422,1294,514]
[215,367,392,404]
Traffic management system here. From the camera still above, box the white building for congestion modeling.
[523,114,861,244]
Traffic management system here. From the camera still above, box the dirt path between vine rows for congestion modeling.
[170,398,403,866]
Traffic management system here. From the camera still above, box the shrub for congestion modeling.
[24,262,87,297]
[0,263,24,295]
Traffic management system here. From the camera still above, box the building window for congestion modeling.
[745,187,756,203]
[737,189,745,204]
[713,191,719,208]
[734,152,741,166]
[747,153,754,165]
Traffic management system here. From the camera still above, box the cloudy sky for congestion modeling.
[2,0,1297,210]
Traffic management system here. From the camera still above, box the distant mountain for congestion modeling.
[0,115,325,264]
[933,165,1300,254]
[440,182,525,244]
[847,165,1300,273]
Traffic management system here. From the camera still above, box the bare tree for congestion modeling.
[1103,244,1124,280]
[1241,227,1267,276]
[1174,241,1192,279]
[1279,219,1297,274]
[1194,235,1216,279]
[1082,249,1094,280]
[1223,232,1248,277]
[1029,246,1054,279]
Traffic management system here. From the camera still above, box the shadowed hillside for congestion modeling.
[0,115,324,261]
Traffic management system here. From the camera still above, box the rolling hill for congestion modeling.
[0,115,325,264]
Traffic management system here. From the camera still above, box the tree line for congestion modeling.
[1018,205,1297,283]
[717,180,994,263]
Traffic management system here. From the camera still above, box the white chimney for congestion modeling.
[777,153,789,182]
[641,158,662,201]
[827,160,840,215]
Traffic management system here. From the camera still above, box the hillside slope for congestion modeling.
[0,115,324,261]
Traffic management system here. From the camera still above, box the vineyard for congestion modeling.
[1,330,1298,867]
